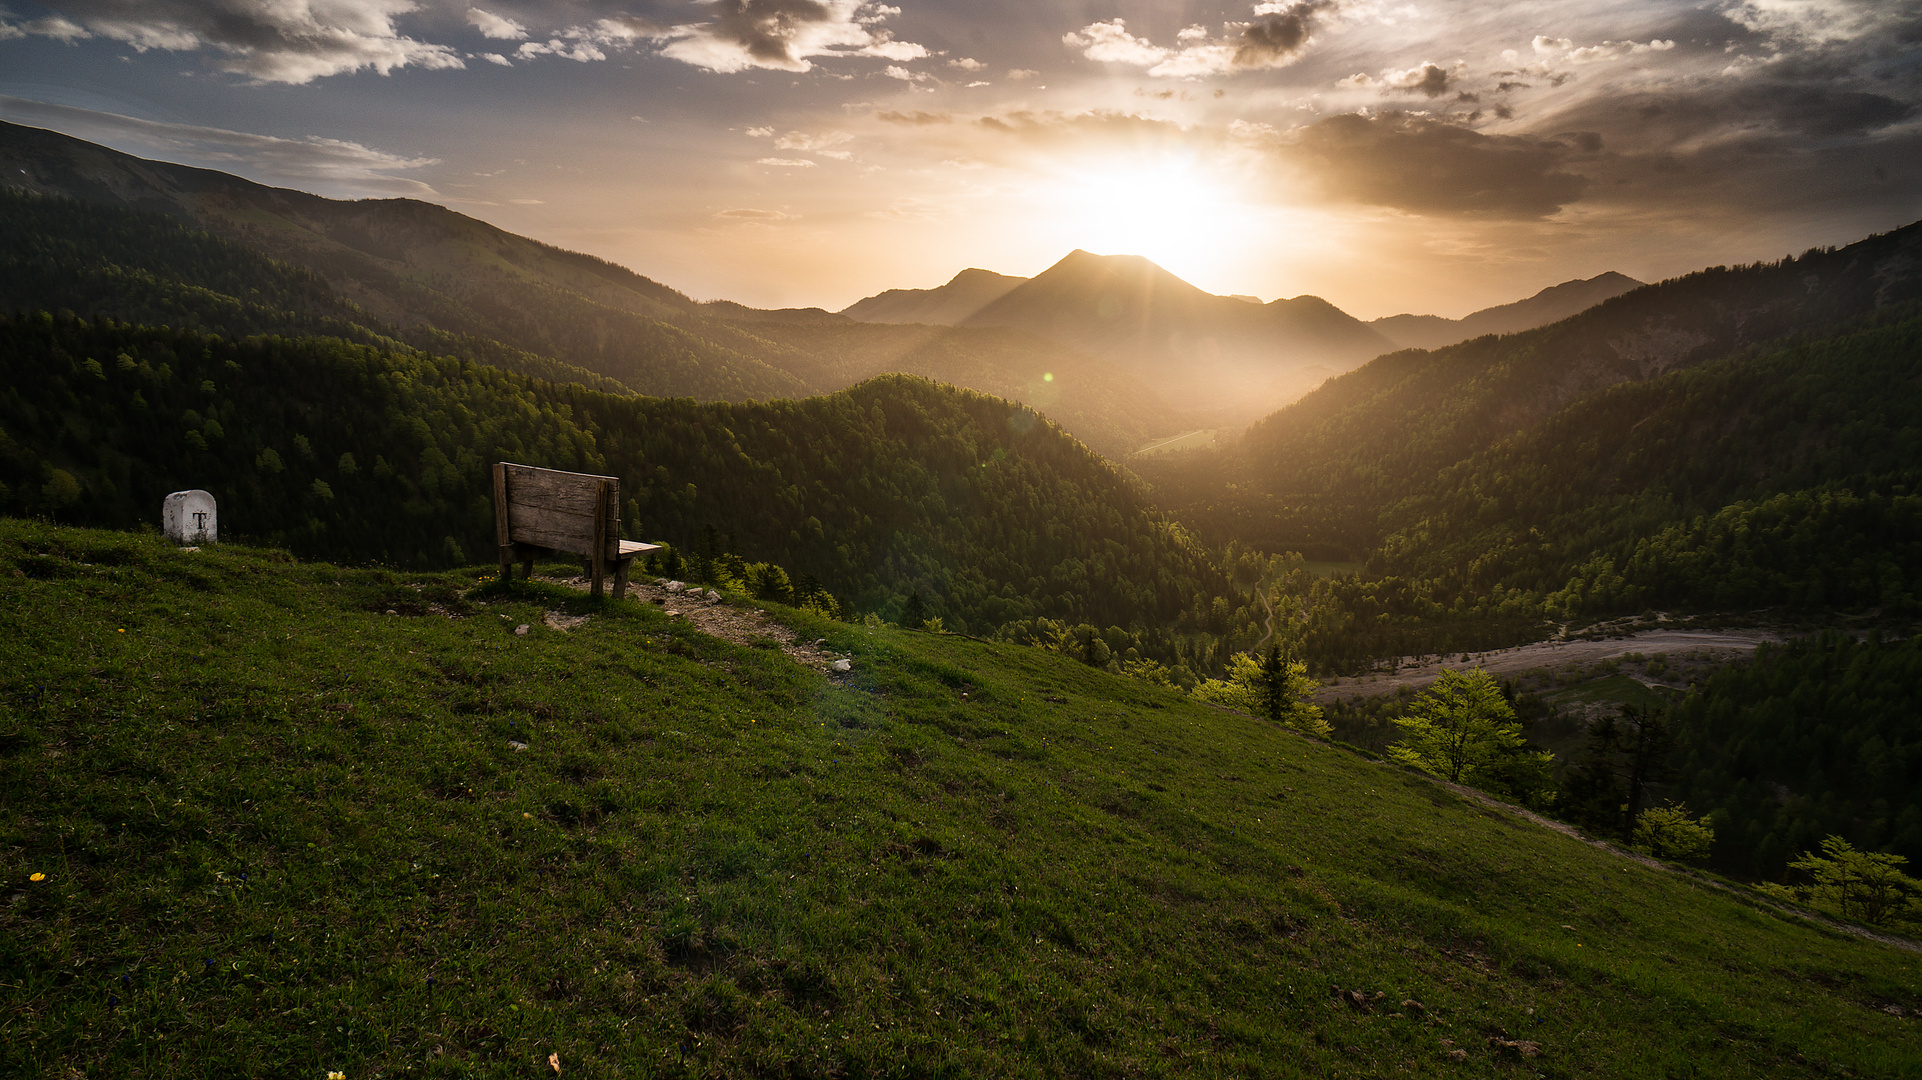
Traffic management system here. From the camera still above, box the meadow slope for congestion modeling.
[2,519,1919,1078]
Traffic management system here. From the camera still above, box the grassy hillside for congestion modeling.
[3,518,1919,1077]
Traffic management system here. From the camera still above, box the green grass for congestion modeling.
[3,518,1920,1078]
[1545,674,1682,712]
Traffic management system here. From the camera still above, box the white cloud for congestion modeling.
[1062,20,1168,67]
[716,207,796,220]
[0,95,439,194]
[509,198,544,204]
[517,36,604,62]
[1063,2,1338,79]
[22,1,464,83]
[480,52,512,66]
[745,126,775,137]
[23,15,90,42]
[655,0,927,74]
[466,7,525,41]
[775,129,854,158]
[948,56,985,71]
[756,157,817,167]
[1007,68,1039,81]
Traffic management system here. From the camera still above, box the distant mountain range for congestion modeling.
[840,256,1645,423]
[1368,272,1644,350]
[0,120,1179,457]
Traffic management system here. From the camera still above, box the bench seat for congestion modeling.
[492,462,659,600]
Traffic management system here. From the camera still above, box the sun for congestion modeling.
[1045,155,1251,286]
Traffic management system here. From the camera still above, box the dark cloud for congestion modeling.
[1289,113,1588,218]
[27,0,464,83]
[1232,1,1332,70]
[709,0,833,65]
[1395,61,1450,98]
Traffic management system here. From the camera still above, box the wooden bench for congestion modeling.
[492,462,660,600]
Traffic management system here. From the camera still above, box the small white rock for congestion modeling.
[705,589,721,602]
[831,659,852,673]
[665,581,684,593]
[507,740,528,751]
[514,624,530,636]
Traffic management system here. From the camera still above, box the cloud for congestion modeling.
[756,157,817,166]
[745,125,775,137]
[0,95,439,194]
[1063,2,1336,78]
[517,36,604,62]
[775,129,854,158]
[466,7,525,41]
[479,51,511,66]
[716,207,796,220]
[655,0,927,74]
[22,15,90,41]
[1342,61,1458,97]
[948,56,984,71]
[1061,20,1167,67]
[1286,112,1589,218]
[876,110,950,124]
[21,0,464,83]
[1006,68,1039,81]
[1231,0,1334,69]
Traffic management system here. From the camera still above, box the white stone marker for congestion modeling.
[162,489,217,545]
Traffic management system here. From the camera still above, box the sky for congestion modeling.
[1,0,1918,318]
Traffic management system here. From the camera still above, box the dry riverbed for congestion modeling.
[1316,626,1782,702]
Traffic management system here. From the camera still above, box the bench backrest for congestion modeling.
[492,462,623,561]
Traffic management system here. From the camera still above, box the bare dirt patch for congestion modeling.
[536,575,848,674]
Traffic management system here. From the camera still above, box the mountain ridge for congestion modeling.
[1371,271,1646,351]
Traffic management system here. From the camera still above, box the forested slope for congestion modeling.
[1144,222,1922,560]
[0,311,1224,634]
[1672,632,1922,881]
[0,121,808,402]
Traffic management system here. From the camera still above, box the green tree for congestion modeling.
[1767,836,1922,926]
[1192,649,1328,736]
[1631,804,1716,861]
[1388,668,1538,786]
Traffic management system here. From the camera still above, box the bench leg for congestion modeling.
[613,557,632,601]
[498,544,513,582]
[520,555,534,581]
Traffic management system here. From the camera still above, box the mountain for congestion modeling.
[703,319,1183,458]
[1137,223,1922,618]
[1371,272,1646,351]
[0,119,819,402]
[840,267,1028,325]
[955,250,1395,421]
[0,124,1186,458]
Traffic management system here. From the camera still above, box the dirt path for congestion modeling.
[534,575,849,674]
[1315,628,1782,702]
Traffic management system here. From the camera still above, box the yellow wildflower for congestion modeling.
[29,872,46,882]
